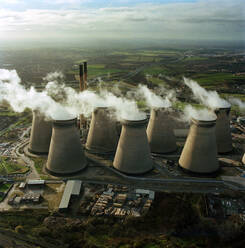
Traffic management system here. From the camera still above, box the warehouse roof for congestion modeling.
[59,180,82,210]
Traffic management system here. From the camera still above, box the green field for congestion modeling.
[143,66,171,76]
[68,64,125,78]
[0,157,29,175]
[184,56,208,61]
[0,182,12,193]
[148,77,167,86]
[192,73,245,86]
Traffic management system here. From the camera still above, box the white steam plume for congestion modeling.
[0,69,145,121]
[182,105,217,122]
[229,98,245,111]
[0,69,74,120]
[184,77,230,109]
[47,81,146,121]
[137,84,174,108]
[43,71,64,82]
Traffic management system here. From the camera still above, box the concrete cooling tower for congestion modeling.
[147,107,177,154]
[46,118,86,176]
[242,153,245,165]
[113,119,153,175]
[179,118,219,174]
[85,107,119,154]
[28,111,52,155]
[214,107,233,153]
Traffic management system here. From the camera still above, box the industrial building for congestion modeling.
[147,107,177,154]
[113,119,153,175]
[214,106,233,153]
[86,107,119,154]
[179,118,219,174]
[59,180,82,212]
[46,118,87,176]
[28,111,52,155]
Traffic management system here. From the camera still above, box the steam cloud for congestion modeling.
[184,77,230,109]
[0,69,74,120]
[0,69,145,121]
[182,105,217,122]
[229,98,245,111]
[137,85,174,108]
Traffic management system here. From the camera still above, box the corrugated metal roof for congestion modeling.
[71,180,82,195]
[27,180,45,185]
[59,180,82,210]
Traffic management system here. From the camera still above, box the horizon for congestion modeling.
[0,0,244,49]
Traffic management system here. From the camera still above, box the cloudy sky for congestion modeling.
[0,0,244,46]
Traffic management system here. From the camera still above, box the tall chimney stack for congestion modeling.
[214,106,232,153]
[83,61,87,89]
[79,63,87,128]
[179,118,219,174]
[113,119,153,175]
[85,107,119,154]
[79,64,84,92]
[147,107,177,154]
[46,118,87,176]
[28,111,52,155]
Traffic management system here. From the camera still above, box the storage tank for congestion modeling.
[179,118,219,174]
[28,111,52,155]
[214,106,233,153]
[85,107,119,154]
[147,107,177,154]
[46,118,87,176]
[113,119,153,175]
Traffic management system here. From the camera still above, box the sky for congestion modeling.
[0,0,244,46]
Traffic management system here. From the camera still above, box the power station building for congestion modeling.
[179,118,219,174]
[85,107,119,154]
[214,106,233,153]
[28,111,52,155]
[46,118,87,176]
[147,107,177,154]
[113,119,153,175]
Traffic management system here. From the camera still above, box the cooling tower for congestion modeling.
[28,111,52,155]
[46,118,86,176]
[179,118,219,174]
[214,107,233,153]
[85,107,119,154]
[113,119,153,175]
[242,153,245,165]
[147,107,177,154]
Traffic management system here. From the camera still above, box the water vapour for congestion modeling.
[137,85,172,108]
[182,105,217,122]
[183,77,230,109]
[229,98,245,111]
[0,69,75,120]
[0,69,145,122]
[43,71,64,82]
[132,84,175,109]
[44,76,146,121]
